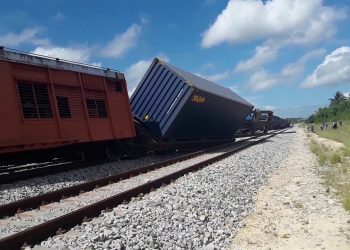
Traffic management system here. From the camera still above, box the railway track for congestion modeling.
[0,132,272,185]
[0,129,288,249]
[0,159,108,184]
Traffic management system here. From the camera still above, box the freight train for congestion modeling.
[0,48,255,161]
[238,110,273,134]
[236,111,291,135]
[271,115,291,129]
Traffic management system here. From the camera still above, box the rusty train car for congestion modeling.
[0,47,135,159]
[0,48,255,161]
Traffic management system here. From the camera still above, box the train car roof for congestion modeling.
[158,58,253,107]
[0,47,124,80]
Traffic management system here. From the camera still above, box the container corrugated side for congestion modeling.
[163,88,253,139]
[131,58,254,140]
[130,59,191,137]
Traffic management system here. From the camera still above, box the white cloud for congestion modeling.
[242,95,260,105]
[248,70,279,91]
[281,48,326,77]
[260,105,277,111]
[91,62,102,67]
[235,45,277,72]
[32,46,91,63]
[247,48,326,91]
[0,22,143,66]
[201,63,215,70]
[125,59,152,95]
[194,70,230,83]
[206,71,230,82]
[301,46,350,88]
[0,27,92,63]
[272,105,320,118]
[125,55,169,96]
[0,27,50,47]
[52,11,65,21]
[343,92,349,98]
[101,23,141,58]
[201,0,345,48]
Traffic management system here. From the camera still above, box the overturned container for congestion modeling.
[130,58,253,140]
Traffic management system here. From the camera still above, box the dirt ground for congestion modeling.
[229,127,350,250]
[309,132,345,152]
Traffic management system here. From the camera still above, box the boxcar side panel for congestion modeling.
[12,63,49,83]
[106,80,136,138]
[0,62,22,144]
[51,69,80,87]
[0,57,136,154]
[54,85,90,141]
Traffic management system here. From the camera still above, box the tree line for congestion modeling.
[308,91,350,123]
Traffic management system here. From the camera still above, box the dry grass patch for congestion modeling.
[308,138,350,211]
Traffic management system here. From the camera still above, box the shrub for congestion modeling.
[330,153,342,164]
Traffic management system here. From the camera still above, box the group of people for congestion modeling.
[307,120,343,133]
[320,120,343,130]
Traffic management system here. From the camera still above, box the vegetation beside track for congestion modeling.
[309,138,350,211]
[314,121,350,148]
[306,91,350,211]
[308,91,350,123]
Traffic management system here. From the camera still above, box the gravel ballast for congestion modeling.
[36,128,296,249]
[0,149,231,235]
[0,153,181,205]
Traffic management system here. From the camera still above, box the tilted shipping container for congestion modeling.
[130,58,253,140]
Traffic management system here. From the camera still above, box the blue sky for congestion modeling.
[0,0,349,118]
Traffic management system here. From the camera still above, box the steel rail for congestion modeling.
[0,139,245,217]
[0,129,289,249]
[0,140,233,184]
[0,130,279,184]
[0,160,106,184]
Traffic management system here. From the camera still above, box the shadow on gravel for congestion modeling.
[0,153,184,194]
[0,138,277,203]
[279,131,296,134]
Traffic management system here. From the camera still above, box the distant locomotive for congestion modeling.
[239,110,273,134]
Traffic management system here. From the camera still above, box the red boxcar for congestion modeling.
[0,48,136,155]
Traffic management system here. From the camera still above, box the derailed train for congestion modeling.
[0,47,285,161]
[238,110,291,134]
[271,115,291,130]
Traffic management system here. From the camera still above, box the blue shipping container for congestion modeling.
[130,58,254,140]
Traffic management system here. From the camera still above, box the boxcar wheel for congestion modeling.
[105,144,121,161]
[264,126,268,133]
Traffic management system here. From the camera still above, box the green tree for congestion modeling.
[308,91,350,123]
[329,91,346,107]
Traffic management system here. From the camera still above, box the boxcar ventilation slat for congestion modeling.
[56,96,71,118]
[18,83,53,119]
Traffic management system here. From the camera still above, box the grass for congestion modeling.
[313,121,350,148]
[309,140,327,165]
[307,122,350,211]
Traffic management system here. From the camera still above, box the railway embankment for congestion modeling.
[230,127,350,249]
[33,130,295,249]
